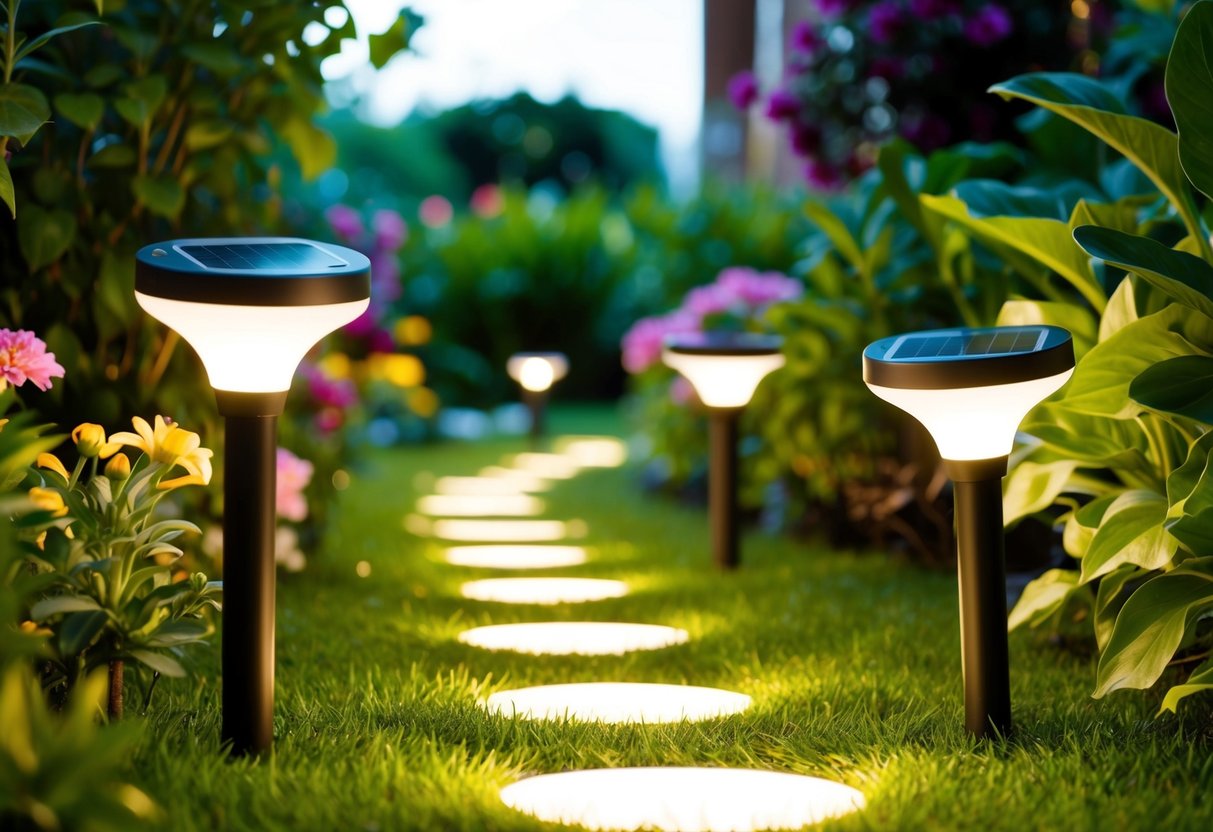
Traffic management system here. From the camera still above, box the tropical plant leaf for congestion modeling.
[280,116,336,180]
[1159,655,1213,713]
[1094,564,1139,651]
[17,205,77,270]
[1003,459,1080,525]
[31,595,103,619]
[1094,560,1213,697]
[1080,490,1176,583]
[0,83,51,145]
[128,649,185,678]
[13,21,102,64]
[53,92,104,131]
[996,299,1097,358]
[1008,568,1082,630]
[58,610,108,657]
[1129,355,1213,422]
[1073,226,1213,321]
[1098,276,1139,342]
[1166,0,1213,203]
[131,174,184,219]
[368,9,423,69]
[0,155,14,218]
[1166,431,1213,554]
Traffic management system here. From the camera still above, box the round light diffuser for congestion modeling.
[662,332,785,410]
[484,682,751,723]
[460,578,628,604]
[500,767,865,832]
[507,352,570,393]
[443,545,589,570]
[863,325,1074,465]
[458,622,689,655]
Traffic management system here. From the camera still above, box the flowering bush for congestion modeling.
[0,329,65,394]
[733,0,1113,188]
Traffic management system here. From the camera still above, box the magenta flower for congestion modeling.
[370,253,402,304]
[964,4,1013,47]
[0,328,65,392]
[684,282,737,318]
[727,71,759,110]
[716,268,803,308]
[813,0,851,17]
[326,204,364,242]
[789,122,822,156]
[372,209,408,252]
[621,310,699,374]
[868,56,905,80]
[805,159,845,191]
[470,184,505,218]
[300,363,357,409]
[275,447,313,522]
[764,89,800,121]
[790,22,823,57]
[908,0,956,19]
[868,1,906,44]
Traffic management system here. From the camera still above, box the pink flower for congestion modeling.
[0,328,65,392]
[727,71,759,110]
[790,22,823,56]
[326,205,364,242]
[419,195,453,228]
[789,122,822,156]
[716,268,803,308]
[670,376,695,405]
[370,252,402,304]
[621,310,699,374]
[300,363,357,409]
[806,159,846,191]
[764,89,800,121]
[684,282,737,318]
[868,1,906,44]
[276,447,313,522]
[372,209,408,252]
[470,184,505,218]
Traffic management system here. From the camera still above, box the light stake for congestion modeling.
[863,325,1074,738]
[663,333,784,570]
[135,237,370,756]
[507,352,568,445]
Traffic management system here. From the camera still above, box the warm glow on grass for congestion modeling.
[483,683,750,723]
[499,768,865,831]
[509,452,580,479]
[434,475,540,496]
[460,578,627,604]
[478,466,553,491]
[415,494,545,517]
[443,545,589,570]
[432,519,572,542]
[558,437,628,468]
[458,622,689,655]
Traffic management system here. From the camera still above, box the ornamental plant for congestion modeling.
[19,415,221,718]
[732,0,1113,188]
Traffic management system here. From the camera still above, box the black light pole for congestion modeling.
[508,352,568,449]
[663,333,784,571]
[135,237,370,756]
[863,325,1075,738]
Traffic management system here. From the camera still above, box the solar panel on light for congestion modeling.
[886,327,1047,361]
[179,242,346,271]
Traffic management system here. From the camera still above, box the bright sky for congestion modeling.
[320,0,704,192]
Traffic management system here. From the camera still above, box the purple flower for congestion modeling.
[326,204,364,242]
[790,22,823,57]
[901,113,952,151]
[727,71,759,110]
[620,311,699,374]
[805,159,845,191]
[789,122,822,156]
[300,364,357,409]
[868,1,906,44]
[370,253,402,304]
[813,0,852,17]
[908,0,956,19]
[868,56,905,80]
[683,282,737,318]
[716,268,803,308]
[764,89,800,121]
[372,209,408,252]
[964,4,1013,47]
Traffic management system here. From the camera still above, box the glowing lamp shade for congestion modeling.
[134,238,370,394]
[863,326,1075,461]
[500,768,865,831]
[484,682,751,723]
[662,333,784,409]
[508,352,569,393]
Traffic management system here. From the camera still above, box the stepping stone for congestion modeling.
[478,466,552,491]
[443,545,588,570]
[499,767,865,831]
[483,682,750,723]
[460,577,627,604]
[509,452,580,479]
[430,518,574,543]
[415,494,544,517]
[434,475,546,496]
[558,437,628,468]
[458,622,688,655]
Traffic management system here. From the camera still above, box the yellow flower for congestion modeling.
[111,415,199,464]
[104,453,132,481]
[36,453,70,481]
[0,418,8,432]
[19,620,52,637]
[28,487,68,517]
[158,445,214,491]
[71,423,120,459]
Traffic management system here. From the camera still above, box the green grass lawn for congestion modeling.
[129,404,1213,830]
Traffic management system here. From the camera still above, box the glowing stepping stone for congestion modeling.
[443,545,588,570]
[435,475,548,496]
[430,519,573,542]
[459,622,688,655]
[479,466,552,491]
[415,494,544,517]
[500,767,865,832]
[559,437,628,467]
[509,452,579,479]
[483,683,750,723]
[461,577,627,605]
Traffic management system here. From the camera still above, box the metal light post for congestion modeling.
[663,333,784,570]
[507,352,568,446]
[863,325,1074,738]
[135,237,370,756]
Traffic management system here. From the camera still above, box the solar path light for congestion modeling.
[863,325,1074,738]
[662,333,784,569]
[135,238,370,756]
[507,352,568,444]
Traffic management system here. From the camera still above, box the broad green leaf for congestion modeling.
[17,205,77,270]
[1094,559,1213,696]
[1059,304,1213,419]
[368,9,423,69]
[0,155,13,218]
[131,174,184,219]
[128,649,185,678]
[87,142,135,168]
[113,97,149,127]
[1073,226,1213,321]
[53,92,104,131]
[13,21,102,64]
[123,75,167,113]
[991,72,1208,254]
[1166,431,1213,554]
[1098,276,1139,342]
[1064,494,1118,559]
[280,116,336,180]
[953,179,1071,220]
[0,83,51,145]
[1160,655,1213,713]
[58,610,108,657]
[1094,564,1139,650]
[1081,489,1176,583]
[180,43,245,77]
[1003,459,1080,525]
[183,120,232,151]
[1166,0,1213,202]
[996,299,1097,358]
[1008,568,1081,630]
[1130,355,1213,422]
[31,595,103,619]
[922,194,1105,311]
[804,200,864,274]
